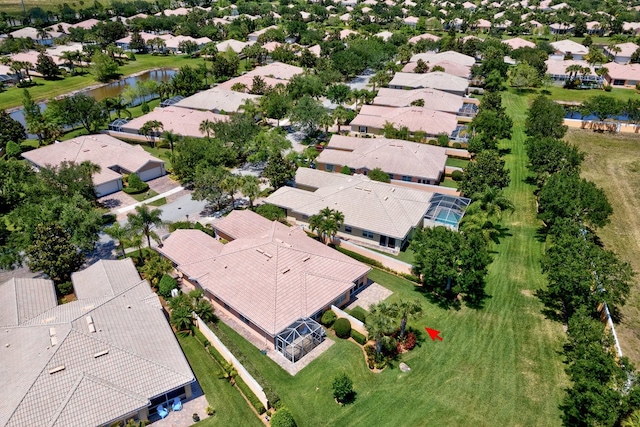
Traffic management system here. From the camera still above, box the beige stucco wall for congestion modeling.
[564,119,640,133]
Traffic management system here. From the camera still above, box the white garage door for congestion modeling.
[96,180,122,197]
[138,166,163,182]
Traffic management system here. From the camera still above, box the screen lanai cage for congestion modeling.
[275,318,325,363]
[424,193,471,230]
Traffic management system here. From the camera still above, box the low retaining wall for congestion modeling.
[331,305,367,336]
[337,240,414,276]
[564,119,640,134]
[194,314,269,408]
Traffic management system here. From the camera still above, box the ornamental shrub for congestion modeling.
[332,373,354,403]
[333,318,351,339]
[321,310,337,327]
[451,170,464,182]
[56,281,73,296]
[350,329,367,345]
[340,165,352,174]
[158,274,178,298]
[270,407,296,427]
[349,306,367,323]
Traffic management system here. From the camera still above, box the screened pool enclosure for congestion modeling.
[424,194,471,230]
[275,318,326,363]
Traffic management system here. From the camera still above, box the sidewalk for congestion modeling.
[116,186,184,214]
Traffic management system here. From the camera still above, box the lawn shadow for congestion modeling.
[414,285,462,311]
[535,225,548,243]
[491,224,512,244]
[498,147,512,156]
[523,176,538,186]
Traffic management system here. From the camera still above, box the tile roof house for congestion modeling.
[157,211,370,353]
[401,60,472,78]
[604,42,640,64]
[603,62,640,86]
[410,51,476,67]
[373,87,479,116]
[266,168,446,253]
[10,27,64,46]
[408,33,441,44]
[117,106,229,139]
[243,61,304,81]
[545,59,600,84]
[315,135,448,185]
[502,37,536,50]
[216,39,254,54]
[175,87,261,113]
[350,104,460,137]
[388,71,469,95]
[21,134,165,197]
[550,40,588,60]
[0,258,195,427]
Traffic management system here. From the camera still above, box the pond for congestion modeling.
[10,68,176,132]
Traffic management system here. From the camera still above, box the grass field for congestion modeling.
[445,157,469,169]
[189,89,567,426]
[177,334,263,427]
[566,128,640,365]
[0,54,203,111]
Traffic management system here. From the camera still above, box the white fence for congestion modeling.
[193,314,269,408]
[331,305,367,336]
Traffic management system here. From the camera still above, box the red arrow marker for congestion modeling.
[425,327,443,341]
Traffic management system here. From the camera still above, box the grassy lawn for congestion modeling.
[369,246,415,264]
[0,55,202,110]
[208,96,568,424]
[177,334,263,427]
[148,197,168,207]
[440,178,458,188]
[445,157,469,169]
[128,189,159,202]
[565,128,640,366]
[537,85,638,103]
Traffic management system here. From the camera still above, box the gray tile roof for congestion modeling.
[0,278,57,326]
[71,258,143,299]
[0,260,194,427]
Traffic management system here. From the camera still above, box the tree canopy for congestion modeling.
[525,96,568,139]
[458,150,510,197]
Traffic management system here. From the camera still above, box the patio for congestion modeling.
[149,383,211,427]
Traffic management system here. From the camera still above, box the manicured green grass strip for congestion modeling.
[445,157,469,169]
[176,334,262,427]
[440,178,458,188]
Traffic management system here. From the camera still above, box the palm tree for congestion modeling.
[241,175,261,209]
[219,174,242,208]
[470,186,515,221]
[332,106,350,133]
[391,300,423,339]
[104,222,131,259]
[10,61,24,83]
[564,64,582,82]
[199,119,215,140]
[36,27,50,42]
[127,204,164,249]
[366,302,396,355]
[170,300,194,332]
[59,50,76,74]
[161,130,181,153]
[219,361,238,384]
[230,82,248,93]
[124,232,144,264]
[139,120,164,147]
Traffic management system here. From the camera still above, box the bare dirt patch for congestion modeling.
[567,128,640,365]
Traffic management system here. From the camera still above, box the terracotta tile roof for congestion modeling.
[175,87,261,113]
[121,106,229,138]
[374,87,469,112]
[502,37,536,49]
[410,51,476,67]
[214,209,274,240]
[408,33,441,44]
[158,229,224,265]
[604,62,640,81]
[317,135,447,181]
[160,215,370,336]
[350,104,459,135]
[389,71,469,93]
[21,134,163,186]
[266,168,434,240]
[402,60,471,78]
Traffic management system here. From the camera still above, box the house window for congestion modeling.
[344,226,352,233]
[362,230,374,239]
[402,176,412,182]
[613,79,625,86]
[358,126,368,133]
[326,164,334,172]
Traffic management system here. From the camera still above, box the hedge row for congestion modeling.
[207,322,281,408]
[350,329,368,345]
[192,327,266,414]
[235,376,266,414]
